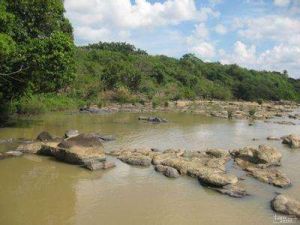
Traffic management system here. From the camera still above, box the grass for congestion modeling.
[11,94,84,115]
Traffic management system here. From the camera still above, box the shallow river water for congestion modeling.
[0,112,300,225]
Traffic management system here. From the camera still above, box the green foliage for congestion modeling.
[12,94,81,115]
[0,0,75,119]
[72,42,300,105]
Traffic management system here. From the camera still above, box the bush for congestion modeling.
[112,86,137,103]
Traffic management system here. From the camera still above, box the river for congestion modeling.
[0,112,299,225]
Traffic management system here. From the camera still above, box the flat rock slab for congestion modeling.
[272,194,300,218]
[211,183,249,198]
[246,166,291,188]
[53,146,106,165]
[118,153,152,167]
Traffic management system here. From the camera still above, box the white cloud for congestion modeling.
[220,41,300,77]
[214,24,227,35]
[65,0,219,45]
[191,42,216,59]
[237,15,300,46]
[273,0,290,7]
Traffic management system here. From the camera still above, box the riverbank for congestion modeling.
[79,99,299,121]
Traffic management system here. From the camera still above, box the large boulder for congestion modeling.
[36,131,53,142]
[53,146,106,165]
[59,133,105,149]
[50,134,106,165]
[154,165,180,178]
[282,135,300,148]
[271,194,300,218]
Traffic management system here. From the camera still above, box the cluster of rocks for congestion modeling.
[9,131,116,171]
[1,130,299,219]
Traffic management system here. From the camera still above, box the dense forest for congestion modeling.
[0,0,300,122]
[70,42,300,106]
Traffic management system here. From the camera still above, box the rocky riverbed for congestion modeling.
[1,128,298,220]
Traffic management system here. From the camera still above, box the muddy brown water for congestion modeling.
[0,112,300,225]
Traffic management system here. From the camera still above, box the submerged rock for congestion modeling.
[211,183,249,198]
[154,165,180,178]
[282,135,300,148]
[138,116,167,123]
[271,194,300,218]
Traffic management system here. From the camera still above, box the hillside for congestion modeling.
[68,42,300,106]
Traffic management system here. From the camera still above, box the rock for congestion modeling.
[84,161,116,171]
[267,136,281,141]
[65,130,79,138]
[205,148,229,158]
[58,134,105,149]
[271,194,300,218]
[36,131,53,142]
[211,183,249,198]
[16,142,42,154]
[231,145,282,166]
[151,148,160,152]
[282,135,300,148]
[97,135,116,142]
[138,116,167,123]
[5,151,23,157]
[79,105,110,114]
[0,151,23,160]
[274,121,296,125]
[52,134,106,165]
[53,146,106,165]
[38,142,60,156]
[0,138,13,144]
[189,167,238,187]
[154,165,180,178]
[118,153,152,167]
[245,166,291,188]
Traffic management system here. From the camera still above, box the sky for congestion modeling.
[64,0,300,78]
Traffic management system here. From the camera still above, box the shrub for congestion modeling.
[249,108,256,117]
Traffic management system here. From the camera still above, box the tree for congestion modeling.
[0,0,75,121]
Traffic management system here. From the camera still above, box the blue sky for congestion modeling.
[64,0,300,78]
